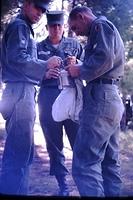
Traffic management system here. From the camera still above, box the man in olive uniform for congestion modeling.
[67,6,125,197]
[0,0,62,195]
[37,10,83,196]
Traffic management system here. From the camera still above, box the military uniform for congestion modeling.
[37,35,83,188]
[0,11,47,194]
[72,16,125,196]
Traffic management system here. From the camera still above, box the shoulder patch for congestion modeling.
[95,25,99,32]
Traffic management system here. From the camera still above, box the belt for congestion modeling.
[90,78,120,85]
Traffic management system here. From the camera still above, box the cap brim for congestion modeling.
[35,3,49,12]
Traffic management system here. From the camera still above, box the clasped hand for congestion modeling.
[65,64,81,78]
[47,56,62,69]
[46,56,80,79]
[46,56,62,79]
[64,56,80,78]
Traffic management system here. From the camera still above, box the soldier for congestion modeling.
[67,6,125,197]
[0,0,62,195]
[37,10,83,196]
[125,97,132,126]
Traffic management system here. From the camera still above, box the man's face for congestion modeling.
[47,24,64,41]
[69,18,86,36]
[25,2,46,24]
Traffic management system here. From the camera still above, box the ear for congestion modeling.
[76,13,84,21]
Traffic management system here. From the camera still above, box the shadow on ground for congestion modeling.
[0,115,133,197]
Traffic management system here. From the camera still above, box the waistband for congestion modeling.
[89,78,120,85]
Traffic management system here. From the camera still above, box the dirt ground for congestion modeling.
[0,111,133,198]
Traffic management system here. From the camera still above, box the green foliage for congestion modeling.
[85,0,133,60]
[1,0,22,16]
[0,0,22,34]
[121,60,133,94]
[0,0,133,93]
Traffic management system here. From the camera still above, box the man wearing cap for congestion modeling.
[0,0,62,195]
[66,6,125,197]
[37,10,83,196]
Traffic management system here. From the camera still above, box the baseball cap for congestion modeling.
[33,0,51,13]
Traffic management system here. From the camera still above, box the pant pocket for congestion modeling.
[0,87,15,120]
[101,93,125,123]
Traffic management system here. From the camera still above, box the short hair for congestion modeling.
[69,6,92,20]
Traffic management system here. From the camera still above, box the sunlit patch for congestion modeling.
[0,94,73,160]
[34,104,73,159]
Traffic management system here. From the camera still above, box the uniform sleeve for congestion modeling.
[6,23,47,82]
[77,42,84,61]
[80,21,115,81]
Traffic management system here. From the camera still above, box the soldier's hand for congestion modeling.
[66,64,81,78]
[45,68,60,79]
[65,56,77,65]
[47,56,62,69]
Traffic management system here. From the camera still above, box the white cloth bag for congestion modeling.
[52,79,83,122]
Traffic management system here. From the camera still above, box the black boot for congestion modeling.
[55,175,69,196]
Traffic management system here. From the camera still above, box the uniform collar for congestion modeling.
[45,35,65,46]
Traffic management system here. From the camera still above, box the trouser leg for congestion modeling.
[72,84,124,197]
[39,106,69,195]
[0,84,35,195]
[72,124,105,197]
[0,166,30,195]
[38,87,69,195]
[38,87,69,176]
[0,116,34,195]
[63,119,78,149]
[55,175,69,196]
[102,126,122,196]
